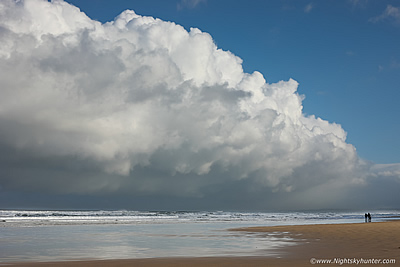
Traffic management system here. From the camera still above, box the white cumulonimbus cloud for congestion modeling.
[0,0,398,209]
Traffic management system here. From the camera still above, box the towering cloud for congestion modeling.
[0,0,398,210]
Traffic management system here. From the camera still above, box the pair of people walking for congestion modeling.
[365,213,371,222]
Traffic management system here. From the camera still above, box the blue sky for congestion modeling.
[65,0,400,164]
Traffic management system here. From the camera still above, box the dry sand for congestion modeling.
[6,221,400,267]
[232,220,400,265]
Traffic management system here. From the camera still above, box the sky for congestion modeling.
[64,0,400,164]
[0,0,399,211]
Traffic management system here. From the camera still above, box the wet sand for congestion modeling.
[6,220,400,267]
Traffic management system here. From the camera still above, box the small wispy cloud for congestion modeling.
[369,5,400,25]
[177,0,207,10]
[376,59,400,73]
[391,59,400,69]
[349,0,368,8]
[304,3,313,13]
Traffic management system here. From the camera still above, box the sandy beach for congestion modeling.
[6,220,400,267]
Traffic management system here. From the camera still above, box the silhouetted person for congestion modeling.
[368,213,371,222]
[365,213,368,223]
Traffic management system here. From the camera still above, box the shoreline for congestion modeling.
[5,220,400,266]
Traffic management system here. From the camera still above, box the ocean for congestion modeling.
[1,210,399,262]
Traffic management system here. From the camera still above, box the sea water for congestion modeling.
[0,210,399,262]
